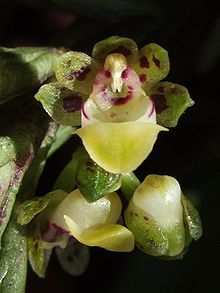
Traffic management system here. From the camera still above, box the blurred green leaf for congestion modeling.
[0,100,55,247]
[0,207,27,293]
[0,46,62,105]
[149,82,194,127]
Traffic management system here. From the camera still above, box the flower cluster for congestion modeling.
[18,36,201,276]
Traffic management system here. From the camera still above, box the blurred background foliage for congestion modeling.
[0,0,219,292]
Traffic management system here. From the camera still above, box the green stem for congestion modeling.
[120,172,140,201]
[48,125,75,158]
[53,147,83,192]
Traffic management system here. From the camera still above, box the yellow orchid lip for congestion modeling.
[64,215,134,252]
[75,121,168,174]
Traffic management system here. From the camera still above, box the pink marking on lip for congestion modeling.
[128,85,134,90]
[52,223,69,234]
[102,84,107,91]
[82,102,90,120]
[93,78,99,86]
[104,70,111,78]
[121,68,129,79]
[112,92,133,105]
[148,101,155,118]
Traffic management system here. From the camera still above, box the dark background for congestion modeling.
[1,0,219,292]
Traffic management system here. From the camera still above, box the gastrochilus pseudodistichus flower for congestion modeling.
[35,36,194,173]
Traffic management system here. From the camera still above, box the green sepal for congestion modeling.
[54,51,100,96]
[55,242,90,276]
[27,229,52,278]
[17,190,68,278]
[132,43,170,91]
[158,246,189,261]
[17,190,67,225]
[92,36,139,63]
[149,82,194,127]
[75,148,121,202]
[181,194,202,241]
[17,196,53,225]
[0,46,62,105]
[35,82,85,126]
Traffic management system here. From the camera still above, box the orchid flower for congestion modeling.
[49,189,134,252]
[36,36,193,174]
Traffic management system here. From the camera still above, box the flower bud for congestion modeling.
[125,175,186,257]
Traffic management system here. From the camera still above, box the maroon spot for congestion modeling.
[66,66,90,81]
[0,195,10,225]
[110,112,117,118]
[112,92,133,105]
[63,95,82,113]
[82,102,89,120]
[128,85,133,90]
[9,164,23,189]
[148,102,155,118]
[150,94,167,114]
[139,74,147,83]
[104,70,111,78]
[157,86,164,93]
[76,67,91,81]
[93,78,99,86]
[140,56,150,68]
[116,45,132,57]
[121,68,129,79]
[66,71,79,80]
[144,216,149,221]
[153,55,160,68]
[170,86,179,95]
[102,84,107,91]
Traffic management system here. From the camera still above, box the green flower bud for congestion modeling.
[125,175,188,257]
